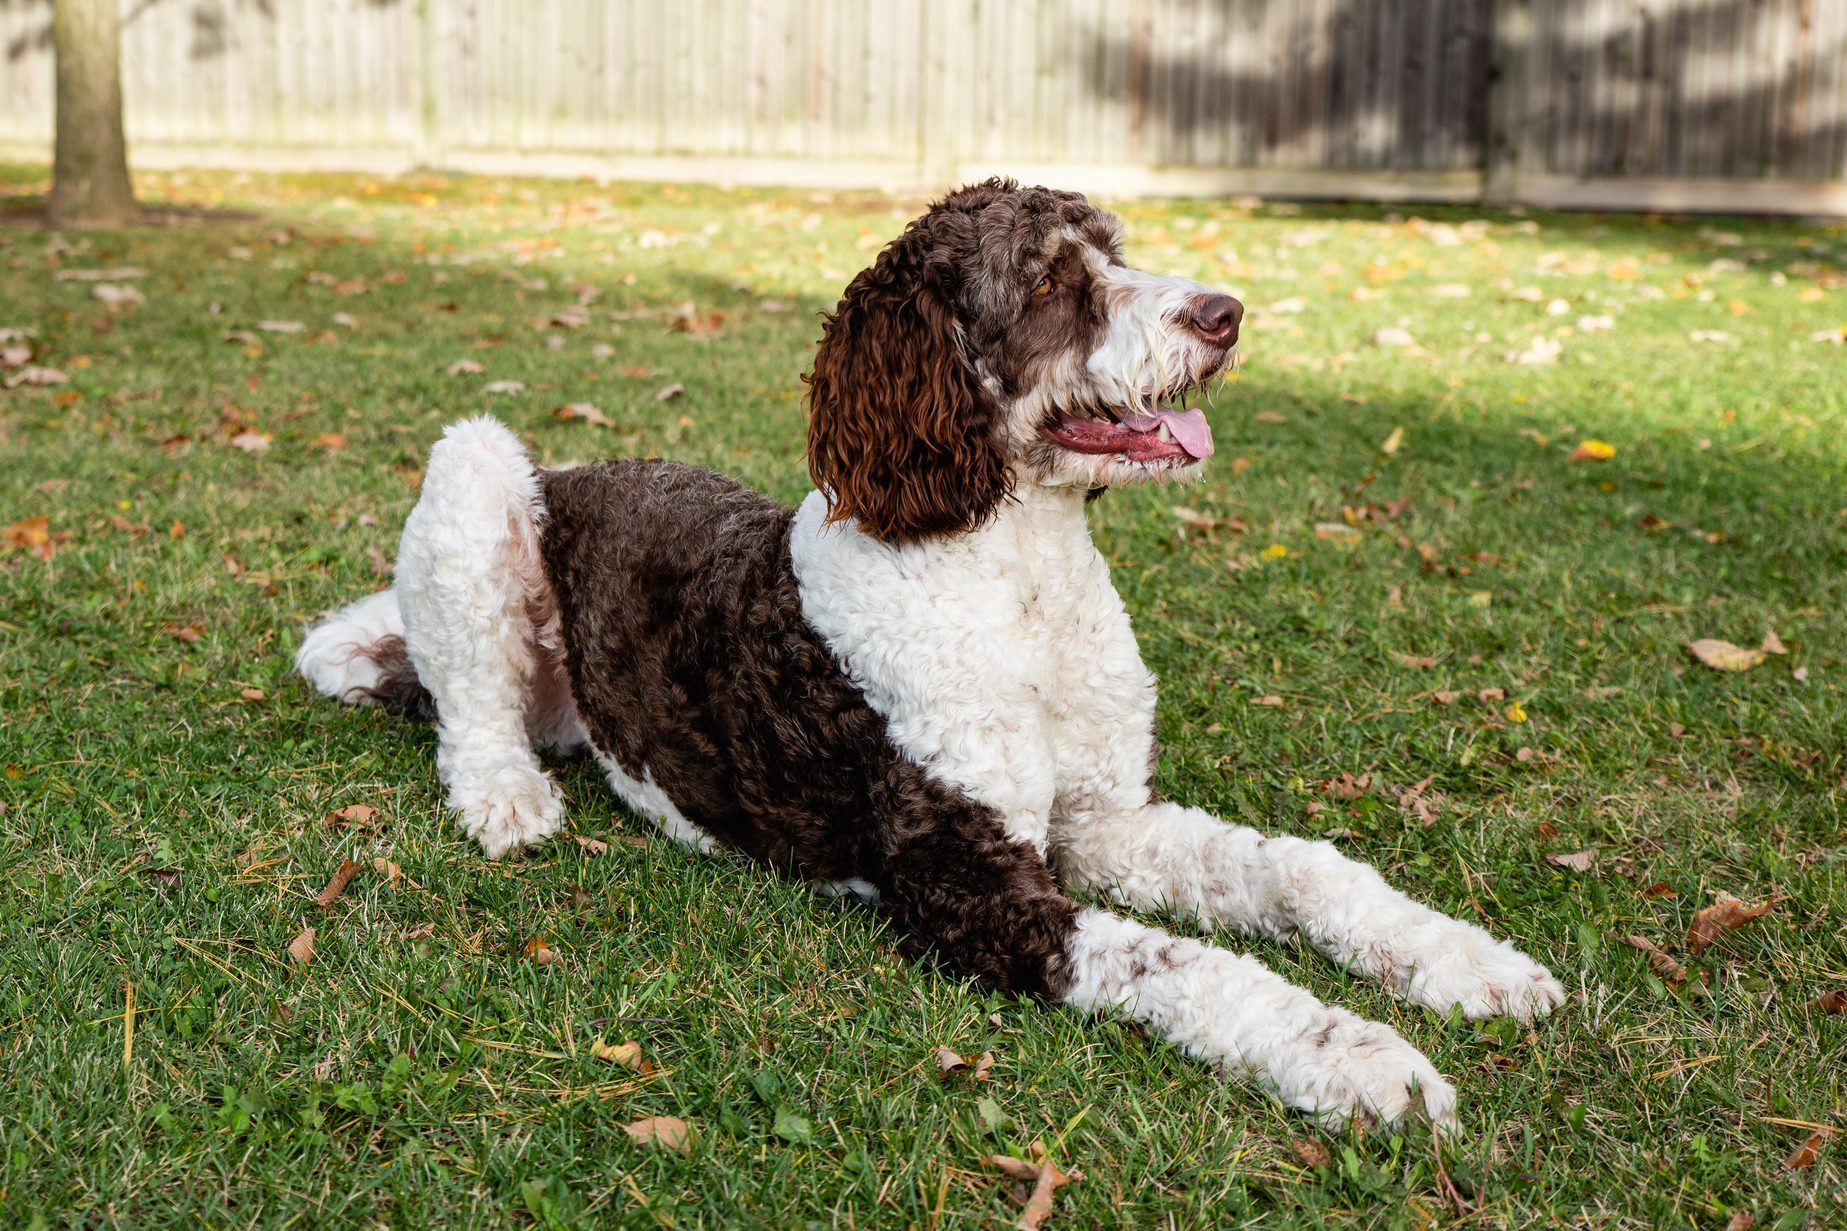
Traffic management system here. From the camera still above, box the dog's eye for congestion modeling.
[1032,275,1054,297]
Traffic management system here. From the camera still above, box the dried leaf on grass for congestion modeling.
[1546,849,1598,872]
[1687,632,1785,673]
[932,1046,994,1080]
[572,834,609,855]
[287,925,316,965]
[4,365,70,388]
[1290,1138,1332,1168]
[591,1038,646,1069]
[313,858,363,907]
[1622,934,1688,984]
[523,936,560,965]
[1783,1129,1834,1170]
[623,1116,694,1153]
[1687,896,1775,955]
[1814,988,1847,1014]
[986,1142,1082,1231]
[325,803,381,829]
[555,402,612,426]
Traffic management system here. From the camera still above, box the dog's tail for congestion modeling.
[295,587,437,721]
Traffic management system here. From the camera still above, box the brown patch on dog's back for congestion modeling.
[537,459,1079,997]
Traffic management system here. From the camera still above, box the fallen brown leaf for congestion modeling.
[311,432,348,451]
[404,922,437,941]
[446,359,484,376]
[313,858,363,907]
[1392,651,1437,669]
[287,925,316,965]
[623,1116,694,1152]
[1251,695,1284,707]
[1687,896,1775,956]
[1811,988,1846,1014]
[1724,1213,1754,1231]
[572,834,610,855]
[240,688,266,701]
[1171,506,1246,535]
[523,936,560,965]
[1546,849,1598,872]
[1290,1138,1332,1168]
[326,803,381,829]
[555,402,613,426]
[987,1145,1082,1231]
[1783,1129,1833,1170]
[1622,934,1688,984]
[932,1045,968,1075]
[370,856,403,886]
[1321,771,1372,800]
[228,430,272,453]
[655,382,685,402]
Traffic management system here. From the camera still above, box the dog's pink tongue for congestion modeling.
[1119,407,1215,459]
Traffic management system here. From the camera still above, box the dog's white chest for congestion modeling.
[789,488,1156,850]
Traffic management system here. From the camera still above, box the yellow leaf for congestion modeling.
[1569,439,1616,462]
[591,1038,644,1068]
[1687,639,1766,672]
[1380,425,1405,456]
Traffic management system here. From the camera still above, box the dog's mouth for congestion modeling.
[1040,398,1214,464]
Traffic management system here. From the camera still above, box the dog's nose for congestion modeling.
[1186,294,1243,346]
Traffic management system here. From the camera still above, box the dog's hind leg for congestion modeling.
[295,588,435,718]
[394,416,566,858]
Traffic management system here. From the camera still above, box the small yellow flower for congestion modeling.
[1261,543,1290,560]
[1505,700,1529,724]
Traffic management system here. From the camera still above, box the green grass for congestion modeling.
[2,164,1844,1229]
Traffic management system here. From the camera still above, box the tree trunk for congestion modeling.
[47,0,137,229]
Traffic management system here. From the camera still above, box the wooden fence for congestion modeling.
[2,0,1844,214]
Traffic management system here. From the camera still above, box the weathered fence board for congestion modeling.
[1,0,1843,212]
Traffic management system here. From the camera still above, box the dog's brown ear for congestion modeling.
[804,234,1009,543]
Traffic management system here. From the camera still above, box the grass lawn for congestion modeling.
[2,164,1844,1230]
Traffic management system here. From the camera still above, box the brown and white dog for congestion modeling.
[298,181,1562,1130]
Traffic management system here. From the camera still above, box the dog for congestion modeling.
[297,180,1562,1130]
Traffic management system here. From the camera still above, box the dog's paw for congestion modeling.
[1270,1010,1457,1132]
[1403,926,1566,1023]
[456,766,564,858]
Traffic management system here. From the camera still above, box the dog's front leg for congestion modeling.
[878,791,1454,1130]
[1053,803,1565,1022]
[1061,909,1456,1131]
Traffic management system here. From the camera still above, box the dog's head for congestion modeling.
[805,179,1240,542]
